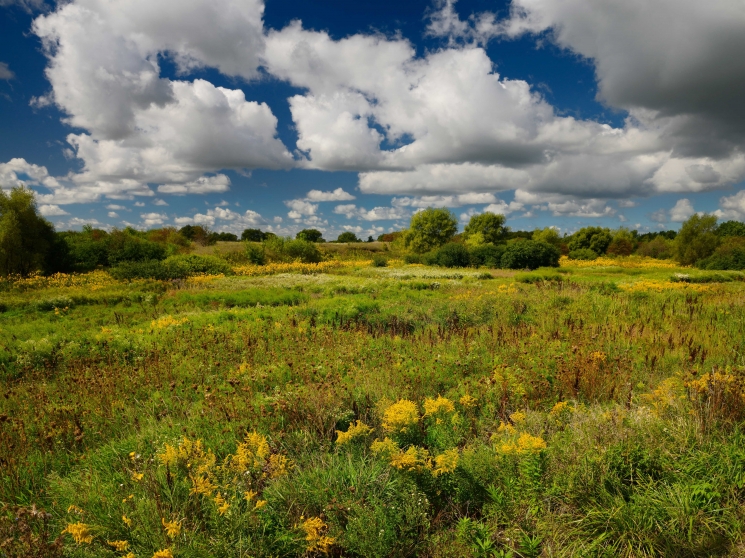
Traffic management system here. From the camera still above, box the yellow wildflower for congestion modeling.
[335,420,372,445]
[152,550,174,558]
[517,433,547,453]
[389,446,431,472]
[230,431,270,472]
[300,517,335,554]
[107,540,130,551]
[423,396,455,417]
[382,400,419,434]
[550,401,570,415]
[459,394,478,409]
[497,421,515,434]
[254,500,267,510]
[268,453,292,478]
[370,437,399,458]
[244,489,257,502]
[62,522,93,544]
[433,449,459,476]
[213,492,230,516]
[122,515,132,527]
[161,518,181,538]
[132,472,144,482]
[509,411,526,424]
[189,474,216,496]
[66,505,84,514]
[124,553,136,558]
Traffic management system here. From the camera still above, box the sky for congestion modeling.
[1,0,745,239]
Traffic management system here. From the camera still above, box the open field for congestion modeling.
[3,259,745,557]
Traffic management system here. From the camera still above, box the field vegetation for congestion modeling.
[4,188,745,556]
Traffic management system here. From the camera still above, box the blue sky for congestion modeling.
[1,0,745,238]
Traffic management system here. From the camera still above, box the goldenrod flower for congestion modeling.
[423,396,455,417]
[300,517,335,554]
[213,492,230,516]
[370,437,399,458]
[107,540,130,551]
[161,517,181,538]
[509,411,526,424]
[244,489,257,502]
[389,446,431,472]
[382,400,419,434]
[122,515,132,527]
[66,505,84,514]
[62,522,93,544]
[335,420,372,445]
[131,472,144,482]
[268,453,292,478]
[254,500,267,510]
[152,549,174,558]
[459,394,477,409]
[550,401,570,416]
[433,449,459,476]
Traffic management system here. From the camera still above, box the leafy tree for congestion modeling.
[367,236,374,242]
[241,228,267,242]
[606,228,635,256]
[463,212,507,245]
[532,227,562,247]
[675,214,720,265]
[209,232,238,242]
[501,240,560,270]
[636,236,674,259]
[568,227,613,256]
[717,221,745,237]
[337,231,360,243]
[296,229,325,243]
[178,225,214,246]
[432,243,470,268]
[697,237,745,270]
[405,208,458,253]
[0,186,56,276]
[468,244,506,268]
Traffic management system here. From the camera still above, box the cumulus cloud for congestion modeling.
[174,206,268,232]
[284,199,318,220]
[392,192,497,208]
[305,187,355,201]
[108,211,119,218]
[0,62,14,80]
[669,199,696,222]
[158,174,231,195]
[714,190,745,220]
[38,204,69,216]
[333,204,408,221]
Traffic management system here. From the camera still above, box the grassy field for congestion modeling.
[3,259,745,557]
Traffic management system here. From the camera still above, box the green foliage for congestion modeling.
[432,243,471,268]
[405,208,458,253]
[532,227,562,247]
[296,228,325,243]
[637,236,674,259]
[241,228,268,242]
[607,228,635,256]
[264,236,323,263]
[371,255,388,267]
[675,214,720,266]
[568,248,599,261]
[696,237,745,270]
[337,231,360,243]
[469,244,506,268]
[179,224,215,245]
[501,240,560,269]
[245,243,266,265]
[464,212,507,245]
[110,254,232,280]
[0,186,56,276]
[568,227,613,256]
[716,220,745,237]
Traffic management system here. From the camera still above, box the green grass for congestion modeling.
[2,262,745,556]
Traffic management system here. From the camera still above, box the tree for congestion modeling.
[296,229,324,243]
[367,236,374,242]
[675,214,720,265]
[0,186,56,276]
[337,231,359,243]
[532,227,562,247]
[568,227,612,256]
[606,228,635,256]
[463,212,507,245]
[501,240,560,270]
[404,208,458,253]
[178,225,214,246]
[717,220,745,238]
[242,228,266,242]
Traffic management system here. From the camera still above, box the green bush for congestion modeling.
[568,226,612,255]
[164,255,232,275]
[501,241,560,270]
[468,244,505,268]
[110,255,232,280]
[245,244,266,265]
[263,237,323,263]
[696,238,745,270]
[371,255,388,267]
[403,253,422,264]
[433,243,470,268]
[568,248,599,260]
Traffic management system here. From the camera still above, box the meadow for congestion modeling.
[2,258,745,557]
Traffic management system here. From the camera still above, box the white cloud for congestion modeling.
[0,158,60,189]
[152,198,168,206]
[284,198,318,220]
[669,199,695,222]
[392,192,497,208]
[333,204,408,221]
[714,190,745,220]
[106,204,126,210]
[174,206,267,232]
[134,201,145,207]
[0,62,14,80]
[108,211,119,218]
[38,204,69,216]
[140,212,168,226]
[305,187,355,201]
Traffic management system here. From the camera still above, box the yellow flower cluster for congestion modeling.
[559,256,681,269]
[5,270,117,291]
[423,396,455,417]
[335,420,373,445]
[232,260,370,276]
[389,446,432,472]
[152,550,174,558]
[498,433,547,455]
[62,522,93,544]
[230,431,270,472]
[433,449,459,476]
[151,315,190,329]
[685,371,738,394]
[618,280,710,293]
[300,517,335,554]
[550,401,571,416]
[459,394,478,409]
[107,540,129,551]
[162,517,181,538]
[382,399,420,434]
[186,274,225,285]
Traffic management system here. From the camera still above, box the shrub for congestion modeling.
[263,237,323,263]
[696,238,745,270]
[501,240,560,270]
[468,244,505,268]
[371,255,388,267]
[675,214,719,266]
[110,255,232,280]
[568,248,599,261]
[404,208,458,253]
[296,229,325,243]
[337,232,360,243]
[403,253,422,264]
[637,236,674,259]
[433,243,470,268]
[245,244,266,265]
[568,227,612,255]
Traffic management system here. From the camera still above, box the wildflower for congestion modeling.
[423,396,455,417]
[66,504,84,514]
[213,492,230,516]
[497,421,515,434]
[389,446,431,472]
[590,351,607,363]
[161,517,181,538]
[370,437,399,458]
[132,472,144,482]
[382,400,419,434]
[124,553,136,558]
[152,550,174,558]
[516,433,547,453]
[433,449,459,476]
[254,500,267,510]
[62,522,93,544]
[300,517,335,554]
[459,394,477,409]
[230,431,270,472]
[509,411,526,424]
[189,474,216,496]
[244,490,257,502]
[335,420,372,445]
[107,540,130,551]
[550,401,570,416]
[122,515,132,527]
[267,453,292,478]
